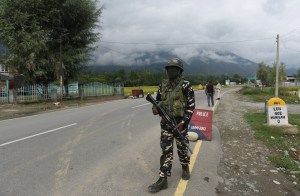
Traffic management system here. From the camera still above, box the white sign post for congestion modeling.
[267,98,289,126]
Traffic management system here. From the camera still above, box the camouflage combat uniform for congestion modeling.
[156,77,195,178]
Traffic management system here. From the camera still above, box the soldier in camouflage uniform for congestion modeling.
[148,58,195,193]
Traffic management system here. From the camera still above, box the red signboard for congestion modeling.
[188,109,213,141]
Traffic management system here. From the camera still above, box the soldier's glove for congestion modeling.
[174,122,186,137]
[175,122,185,131]
[152,105,159,115]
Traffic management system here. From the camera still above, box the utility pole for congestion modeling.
[275,34,280,97]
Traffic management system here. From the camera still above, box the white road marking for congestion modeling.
[0,123,77,147]
[131,103,150,108]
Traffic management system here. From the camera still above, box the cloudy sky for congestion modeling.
[94,0,300,69]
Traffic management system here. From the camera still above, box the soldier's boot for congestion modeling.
[182,165,190,180]
[148,177,168,193]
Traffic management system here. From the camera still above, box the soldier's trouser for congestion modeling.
[159,122,190,178]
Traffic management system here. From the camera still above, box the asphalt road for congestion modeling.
[0,88,234,196]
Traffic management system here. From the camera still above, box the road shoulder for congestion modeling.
[214,90,299,195]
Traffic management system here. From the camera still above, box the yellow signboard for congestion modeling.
[267,97,286,106]
[198,84,204,90]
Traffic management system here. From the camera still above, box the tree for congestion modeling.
[0,0,103,89]
[128,70,140,86]
[0,0,48,84]
[114,69,126,83]
[58,0,104,94]
[231,74,244,84]
[295,67,300,79]
[256,62,287,87]
[279,63,287,82]
[256,62,269,85]
[269,62,287,86]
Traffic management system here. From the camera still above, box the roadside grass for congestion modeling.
[244,112,300,189]
[124,85,199,96]
[240,86,300,104]
[124,86,158,96]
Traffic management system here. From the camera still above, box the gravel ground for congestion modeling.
[214,89,300,196]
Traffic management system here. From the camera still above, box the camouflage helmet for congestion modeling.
[165,58,184,72]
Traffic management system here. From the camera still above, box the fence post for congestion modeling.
[13,89,17,104]
[80,87,84,100]
[6,79,9,103]
[51,89,57,102]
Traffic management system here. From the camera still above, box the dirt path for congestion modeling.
[214,90,300,196]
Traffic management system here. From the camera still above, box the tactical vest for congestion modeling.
[161,79,186,117]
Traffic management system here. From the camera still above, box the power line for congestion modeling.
[262,44,276,65]
[281,27,300,38]
[98,45,128,55]
[101,37,273,46]
[281,38,300,53]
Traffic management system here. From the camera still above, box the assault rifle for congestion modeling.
[146,93,193,154]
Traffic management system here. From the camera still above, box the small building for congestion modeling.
[0,64,7,72]
[0,64,14,103]
[0,64,13,88]
[0,64,13,87]
[280,76,300,87]
[285,76,296,83]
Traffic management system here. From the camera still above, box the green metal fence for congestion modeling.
[0,82,124,104]
[79,82,124,97]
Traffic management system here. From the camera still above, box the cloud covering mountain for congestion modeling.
[90,50,258,76]
[95,0,300,70]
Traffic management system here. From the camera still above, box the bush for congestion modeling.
[240,86,299,103]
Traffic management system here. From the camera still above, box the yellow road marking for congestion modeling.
[174,140,203,196]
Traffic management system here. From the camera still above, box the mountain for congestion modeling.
[187,51,258,76]
[90,50,259,77]
[286,67,299,76]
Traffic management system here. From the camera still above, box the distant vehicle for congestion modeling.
[132,89,144,98]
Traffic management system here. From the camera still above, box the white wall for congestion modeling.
[0,64,7,72]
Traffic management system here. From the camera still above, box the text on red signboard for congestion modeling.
[195,111,209,117]
[188,125,207,131]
